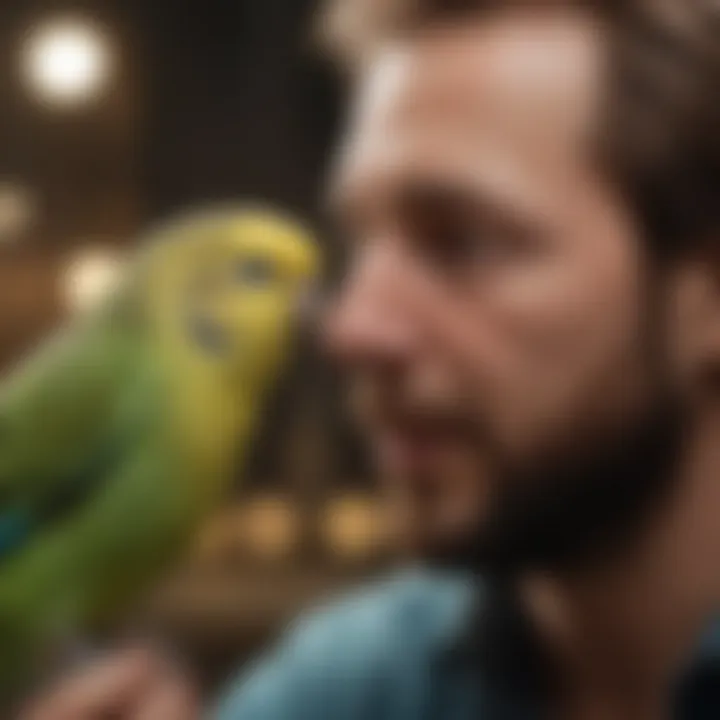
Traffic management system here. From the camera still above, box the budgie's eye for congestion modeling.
[235,257,277,288]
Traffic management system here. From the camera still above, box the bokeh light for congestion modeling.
[21,18,113,108]
[240,496,300,563]
[322,494,385,561]
[63,246,123,313]
[0,182,36,243]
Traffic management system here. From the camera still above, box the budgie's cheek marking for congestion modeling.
[187,314,231,357]
[233,257,278,288]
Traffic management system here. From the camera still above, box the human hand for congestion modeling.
[18,647,199,720]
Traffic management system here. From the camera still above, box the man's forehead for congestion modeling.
[330,8,605,211]
[358,9,603,119]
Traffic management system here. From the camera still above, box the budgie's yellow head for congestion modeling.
[142,205,320,401]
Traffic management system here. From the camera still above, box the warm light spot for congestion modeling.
[241,496,300,561]
[323,494,384,560]
[63,246,123,313]
[22,18,114,108]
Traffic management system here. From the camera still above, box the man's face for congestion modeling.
[325,10,679,568]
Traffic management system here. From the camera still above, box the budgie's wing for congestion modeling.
[0,412,173,709]
[0,265,147,499]
[0,343,159,564]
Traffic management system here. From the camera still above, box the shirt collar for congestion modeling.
[680,616,720,684]
[439,576,720,693]
[691,618,720,665]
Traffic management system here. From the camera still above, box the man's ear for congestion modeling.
[668,256,720,384]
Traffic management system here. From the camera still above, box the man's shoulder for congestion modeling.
[213,569,476,720]
[293,567,475,661]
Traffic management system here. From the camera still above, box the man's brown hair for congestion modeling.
[319,0,720,256]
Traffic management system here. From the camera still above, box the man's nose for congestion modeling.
[323,243,417,366]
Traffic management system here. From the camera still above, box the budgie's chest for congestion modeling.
[0,353,247,706]
[0,326,243,633]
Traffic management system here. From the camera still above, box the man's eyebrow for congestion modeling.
[325,172,551,247]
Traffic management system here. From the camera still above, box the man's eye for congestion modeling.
[446,225,485,260]
[419,222,493,268]
[460,227,508,264]
[423,219,534,271]
[235,257,277,287]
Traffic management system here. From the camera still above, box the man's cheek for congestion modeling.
[467,302,616,452]
[456,328,586,462]
[483,350,642,468]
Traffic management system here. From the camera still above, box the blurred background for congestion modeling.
[0,0,383,694]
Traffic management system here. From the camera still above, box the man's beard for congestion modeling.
[438,385,686,580]
[413,371,686,579]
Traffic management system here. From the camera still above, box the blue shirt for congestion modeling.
[213,570,720,720]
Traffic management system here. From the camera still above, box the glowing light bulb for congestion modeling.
[22,19,113,108]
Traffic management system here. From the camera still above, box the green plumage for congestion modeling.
[0,207,319,704]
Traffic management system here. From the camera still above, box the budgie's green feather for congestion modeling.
[0,207,319,703]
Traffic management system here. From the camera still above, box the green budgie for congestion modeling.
[0,206,319,704]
